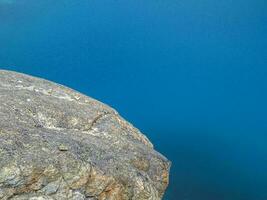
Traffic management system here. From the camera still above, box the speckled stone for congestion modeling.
[0,70,170,200]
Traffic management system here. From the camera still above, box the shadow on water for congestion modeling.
[148,129,267,200]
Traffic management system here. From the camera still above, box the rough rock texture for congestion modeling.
[0,70,170,200]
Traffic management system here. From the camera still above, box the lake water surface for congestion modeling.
[1,0,267,199]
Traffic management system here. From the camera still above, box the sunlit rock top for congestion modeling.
[0,70,170,200]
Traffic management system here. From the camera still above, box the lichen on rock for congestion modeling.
[0,70,170,200]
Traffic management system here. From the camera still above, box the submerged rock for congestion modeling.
[0,70,170,200]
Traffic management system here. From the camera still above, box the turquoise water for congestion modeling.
[1,1,267,199]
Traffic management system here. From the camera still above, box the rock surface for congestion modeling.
[0,70,170,200]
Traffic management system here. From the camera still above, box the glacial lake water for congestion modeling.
[0,0,267,199]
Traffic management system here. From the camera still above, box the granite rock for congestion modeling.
[0,70,170,200]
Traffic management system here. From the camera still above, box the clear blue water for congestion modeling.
[1,1,267,199]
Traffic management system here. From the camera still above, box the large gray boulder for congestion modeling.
[0,70,170,200]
